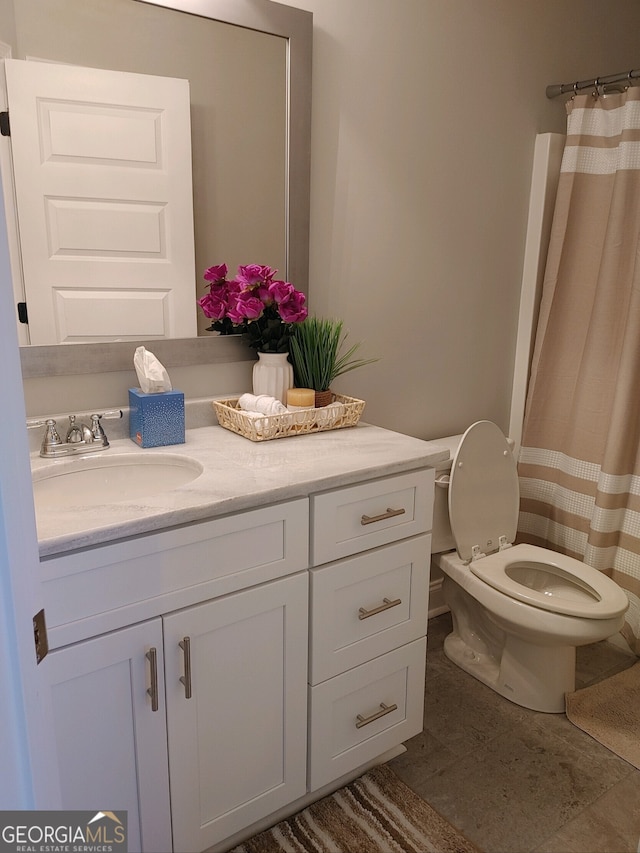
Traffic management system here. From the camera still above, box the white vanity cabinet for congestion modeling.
[42,499,309,853]
[37,424,445,853]
[307,469,433,790]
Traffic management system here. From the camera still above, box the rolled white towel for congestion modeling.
[238,393,288,415]
[239,410,271,436]
[316,400,345,426]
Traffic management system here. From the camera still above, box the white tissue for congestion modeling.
[238,393,288,416]
[134,346,172,394]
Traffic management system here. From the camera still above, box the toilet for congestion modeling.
[431,420,629,713]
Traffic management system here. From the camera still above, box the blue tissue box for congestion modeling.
[129,388,185,447]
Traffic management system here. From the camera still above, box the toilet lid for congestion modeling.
[448,420,519,563]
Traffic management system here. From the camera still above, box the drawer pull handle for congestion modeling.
[361,507,405,526]
[179,637,192,699]
[356,702,398,729]
[358,597,402,620]
[146,647,159,712]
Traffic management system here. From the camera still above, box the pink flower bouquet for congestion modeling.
[198,263,307,353]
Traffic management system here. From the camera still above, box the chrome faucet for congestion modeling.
[27,410,122,458]
[66,414,93,444]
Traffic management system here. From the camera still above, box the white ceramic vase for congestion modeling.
[252,351,293,405]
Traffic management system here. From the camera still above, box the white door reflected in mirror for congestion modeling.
[5,58,197,345]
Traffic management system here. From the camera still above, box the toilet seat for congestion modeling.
[448,420,519,563]
[448,421,629,620]
[468,543,628,619]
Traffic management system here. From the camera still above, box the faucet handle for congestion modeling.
[90,413,107,441]
[89,410,122,446]
[92,410,122,440]
[26,417,53,430]
[26,418,63,454]
[95,409,123,421]
[43,420,62,450]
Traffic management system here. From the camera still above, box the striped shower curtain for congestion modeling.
[518,88,640,655]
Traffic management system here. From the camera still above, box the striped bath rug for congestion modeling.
[230,763,480,853]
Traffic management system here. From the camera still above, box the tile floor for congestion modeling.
[389,613,640,853]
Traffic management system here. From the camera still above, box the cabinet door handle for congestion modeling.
[355,702,398,729]
[145,648,159,712]
[358,597,402,620]
[179,637,192,699]
[360,507,405,526]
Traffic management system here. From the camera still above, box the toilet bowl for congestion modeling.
[432,420,629,713]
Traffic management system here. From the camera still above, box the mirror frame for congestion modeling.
[20,0,312,379]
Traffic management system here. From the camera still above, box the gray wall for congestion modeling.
[278,0,640,440]
[16,1,640,440]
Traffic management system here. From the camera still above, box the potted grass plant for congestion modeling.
[289,316,377,406]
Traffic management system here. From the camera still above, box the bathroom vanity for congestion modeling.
[32,422,448,853]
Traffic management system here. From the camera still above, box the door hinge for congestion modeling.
[33,609,49,664]
[0,111,10,137]
[17,302,28,324]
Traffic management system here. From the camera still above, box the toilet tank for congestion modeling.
[431,434,463,553]
[430,430,517,554]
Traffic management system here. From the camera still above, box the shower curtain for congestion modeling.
[518,88,640,655]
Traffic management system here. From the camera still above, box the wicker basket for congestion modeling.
[212,393,365,442]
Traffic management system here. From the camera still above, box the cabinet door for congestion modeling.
[164,572,308,853]
[45,620,172,853]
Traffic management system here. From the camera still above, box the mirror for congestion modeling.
[11,0,312,374]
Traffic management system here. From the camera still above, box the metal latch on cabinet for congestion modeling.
[33,608,48,663]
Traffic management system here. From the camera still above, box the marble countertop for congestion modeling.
[32,422,450,558]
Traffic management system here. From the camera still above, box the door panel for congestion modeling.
[4,58,196,344]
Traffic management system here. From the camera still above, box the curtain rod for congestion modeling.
[546,67,640,99]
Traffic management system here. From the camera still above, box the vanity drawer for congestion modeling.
[308,637,426,791]
[310,469,434,566]
[42,498,309,648]
[309,535,430,685]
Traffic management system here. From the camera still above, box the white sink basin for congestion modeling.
[32,452,204,509]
